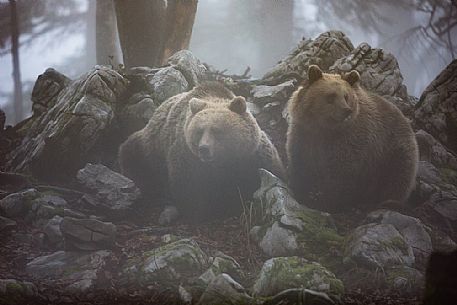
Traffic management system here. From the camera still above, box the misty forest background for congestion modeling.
[0,0,456,126]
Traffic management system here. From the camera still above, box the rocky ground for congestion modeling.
[1,31,456,305]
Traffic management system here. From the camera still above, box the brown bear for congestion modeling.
[119,82,285,221]
[286,65,418,212]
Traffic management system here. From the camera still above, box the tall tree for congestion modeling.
[161,0,198,63]
[114,0,198,68]
[96,0,121,66]
[9,0,23,123]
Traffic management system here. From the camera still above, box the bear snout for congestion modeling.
[198,144,213,162]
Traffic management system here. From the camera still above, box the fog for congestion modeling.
[0,0,454,125]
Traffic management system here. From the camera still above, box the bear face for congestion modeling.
[291,65,361,130]
[185,96,261,163]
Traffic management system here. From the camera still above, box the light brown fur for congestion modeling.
[286,66,418,212]
[119,82,284,221]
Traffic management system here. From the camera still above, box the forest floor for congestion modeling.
[0,198,423,305]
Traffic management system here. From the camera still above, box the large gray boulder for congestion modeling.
[415,59,457,153]
[147,66,189,104]
[416,129,457,170]
[6,66,128,179]
[197,273,253,305]
[31,68,70,116]
[344,223,415,269]
[252,257,344,301]
[120,239,208,287]
[262,31,354,83]
[250,170,343,262]
[0,188,40,218]
[0,279,38,304]
[167,50,207,87]
[77,163,140,215]
[60,217,116,250]
[26,250,112,292]
[365,209,433,267]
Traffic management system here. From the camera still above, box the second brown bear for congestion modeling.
[286,65,418,212]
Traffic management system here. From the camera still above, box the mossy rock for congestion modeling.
[121,238,209,287]
[252,257,344,301]
[0,279,37,305]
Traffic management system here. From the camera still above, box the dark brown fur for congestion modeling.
[119,82,284,221]
[286,66,418,212]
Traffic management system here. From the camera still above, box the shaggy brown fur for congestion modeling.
[286,65,418,212]
[119,82,284,221]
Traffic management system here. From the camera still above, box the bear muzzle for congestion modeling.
[198,144,214,162]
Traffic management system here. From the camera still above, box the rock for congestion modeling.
[43,215,63,247]
[366,209,433,267]
[385,265,424,293]
[60,217,116,250]
[178,285,193,304]
[0,279,38,304]
[262,31,354,84]
[119,93,159,134]
[416,130,457,170]
[121,239,208,286]
[147,67,189,103]
[416,192,457,239]
[415,59,457,153]
[167,50,207,87]
[158,205,179,225]
[251,170,343,261]
[252,257,344,300]
[0,215,17,232]
[255,221,299,257]
[26,194,70,226]
[197,273,253,305]
[264,288,335,305]
[77,163,140,215]
[418,161,444,186]
[6,66,128,179]
[31,68,71,116]
[0,188,40,218]
[330,42,411,116]
[26,250,112,292]
[345,223,415,269]
[199,252,243,285]
[251,80,295,105]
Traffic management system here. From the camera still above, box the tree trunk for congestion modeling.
[96,0,122,67]
[9,0,23,124]
[161,0,198,63]
[113,0,197,68]
[85,0,97,69]
[114,0,166,68]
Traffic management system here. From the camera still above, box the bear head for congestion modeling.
[291,65,361,129]
[185,96,261,163]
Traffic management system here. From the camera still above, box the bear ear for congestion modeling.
[189,98,207,114]
[229,96,247,115]
[343,70,360,86]
[308,65,323,84]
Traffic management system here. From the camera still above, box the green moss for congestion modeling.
[5,282,24,294]
[291,208,344,268]
[260,257,344,298]
[440,168,457,185]
[382,236,409,256]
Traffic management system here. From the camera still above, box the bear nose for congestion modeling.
[198,145,211,159]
